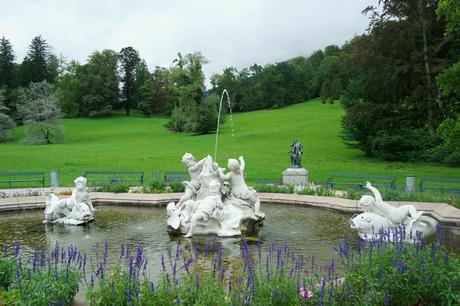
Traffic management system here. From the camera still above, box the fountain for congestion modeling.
[167,154,264,237]
[214,89,236,163]
[43,176,96,225]
[167,90,264,237]
[350,182,438,241]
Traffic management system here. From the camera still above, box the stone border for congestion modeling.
[0,192,459,226]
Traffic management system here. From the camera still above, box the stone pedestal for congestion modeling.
[282,167,309,186]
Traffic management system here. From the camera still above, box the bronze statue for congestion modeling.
[289,139,303,168]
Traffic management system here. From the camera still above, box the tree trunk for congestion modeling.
[417,0,436,135]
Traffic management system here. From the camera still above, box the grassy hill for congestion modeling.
[1,98,459,187]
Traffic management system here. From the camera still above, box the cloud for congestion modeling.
[0,0,373,85]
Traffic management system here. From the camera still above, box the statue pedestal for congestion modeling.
[282,167,308,186]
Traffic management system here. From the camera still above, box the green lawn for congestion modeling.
[1,98,459,187]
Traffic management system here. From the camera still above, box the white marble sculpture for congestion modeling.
[350,182,438,241]
[44,176,95,225]
[167,153,264,237]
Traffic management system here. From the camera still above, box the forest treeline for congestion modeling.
[0,0,459,165]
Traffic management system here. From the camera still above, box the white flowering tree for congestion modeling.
[18,81,63,144]
[0,88,15,142]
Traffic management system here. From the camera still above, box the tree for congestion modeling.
[167,52,208,132]
[56,60,83,117]
[79,50,119,116]
[341,0,454,161]
[436,0,460,98]
[19,35,55,85]
[17,81,63,144]
[133,59,151,110]
[138,66,172,115]
[0,36,16,89]
[119,47,140,115]
[0,88,15,142]
[194,93,219,134]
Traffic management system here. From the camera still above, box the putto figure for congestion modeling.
[351,182,438,241]
[289,139,303,168]
[167,154,264,237]
[44,176,95,225]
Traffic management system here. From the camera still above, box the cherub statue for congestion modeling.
[44,176,95,224]
[360,181,423,232]
[177,153,207,207]
[184,181,224,237]
[218,156,264,218]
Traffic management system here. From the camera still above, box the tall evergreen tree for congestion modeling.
[0,36,16,89]
[19,35,54,85]
[119,47,140,115]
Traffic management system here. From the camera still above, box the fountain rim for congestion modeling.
[1,190,459,226]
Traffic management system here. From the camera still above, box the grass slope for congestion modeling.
[1,99,459,187]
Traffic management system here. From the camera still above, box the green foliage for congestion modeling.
[434,116,460,165]
[369,128,439,161]
[297,185,336,197]
[342,187,460,208]
[254,183,295,194]
[167,106,188,132]
[137,66,172,116]
[0,259,15,291]
[16,266,81,305]
[79,49,119,117]
[0,36,16,89]
[19,35,56,85]
[0,88,15,142]
[2,99,460,188]
[119,46,140,116]
[17,81,63,144]
[342,240,460,305]
[167,52,208,133]
[0,243,82,306]
[194,93,219,134]
[148,180,185,193]
[86,237,460,306]
[437,61,460,97]
[341,1,459,162]
[56,60,83,117]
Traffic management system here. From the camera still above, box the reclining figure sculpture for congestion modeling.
[350,182,438,241]
[44,176,95,225]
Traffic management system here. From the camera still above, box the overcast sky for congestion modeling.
[0,0,374,85]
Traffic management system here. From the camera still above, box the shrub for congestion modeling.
[0,242,83,305]
[85,230,460,306]
[339,236,460,305]
[369,128,439,162]
[0,258,15,290]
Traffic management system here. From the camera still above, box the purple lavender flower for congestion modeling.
[120,241,125,258]
[195,272,199,289]
[398,260,406,273]
[384,291,391,306]
[161,254,166,273]
[14,241,20,257]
